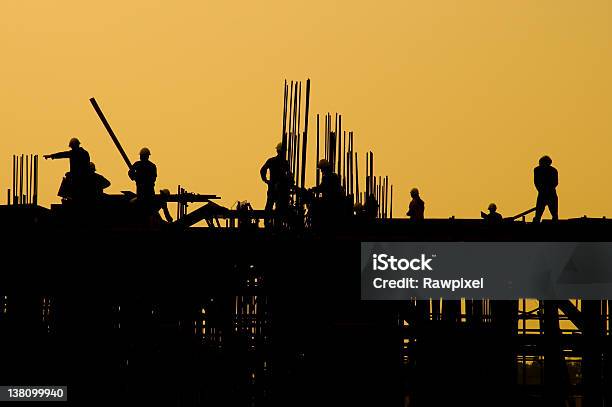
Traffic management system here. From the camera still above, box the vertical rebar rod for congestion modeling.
[177,185,181,220]
[346,151,350,196]
[19,155,23,205]
[365,152,369,198]
[330,131,335,170]
[316,114,320,187]
[281,80,288,157]
[29,154,33,204]
[349,132,353,197]
[329,114,332,165]
[288,81,294,167]
[25,155,28,203]
[300,79,310,190]
[292,82,298,178]
[34,155,38,205]
[370,152,374,197]
[324,113,328,161]
[385,176,389,219]
[355,152,359,204]
[12,155,16,205]
[296,82,302,188]
[337,115,342,176]
[379,178,382,218]
[342,131,347,191]
[381,179,384,218]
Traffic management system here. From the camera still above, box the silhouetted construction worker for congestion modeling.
[312,159,343,201]
[407,188,425,220]
[44,137,91,201]
[533,155,558,222]
[89,162,111,200]
[260,143,292,216]
[481,203,502,222]
[129,147,157,202]
[308,159,346,229]
[364,194,379,219]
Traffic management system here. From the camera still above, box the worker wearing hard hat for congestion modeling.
[406,188,425,220]
[44,138,91,175]
[311,159,343,200]
[533,155,559,222]
[260,142,292,218]
[129,147,157,202]
[481,203,503,222]
[44,137,91,202]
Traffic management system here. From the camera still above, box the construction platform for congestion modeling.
[1,208,611,406]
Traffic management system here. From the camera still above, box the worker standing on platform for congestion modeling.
[308,159,346,229]
[533,155,558,222]
[44,137,91,202]
[129,147,157,204]
[260,143,292,219]
[407,188,425,220]
[312,159,344,201]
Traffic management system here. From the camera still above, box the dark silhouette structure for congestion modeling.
[260,143,292,222]
[533,155,559,222]
[4,90,610,407]
[44,138,91,201]
[407,187,425,220]
[481,202,503,222]
[129,147,157,202]
[2,222,612,407]
[156,189,173,223]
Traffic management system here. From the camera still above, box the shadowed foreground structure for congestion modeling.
[1,210,611,406]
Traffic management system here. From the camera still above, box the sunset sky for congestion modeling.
[2,0,612,219]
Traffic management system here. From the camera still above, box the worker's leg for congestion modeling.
[264,190,275,227]
[534,194,545,223]
[549,193,559,221]
[265,192,275,212]
[274,191,291,229]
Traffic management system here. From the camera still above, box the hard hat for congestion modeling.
[276,142,283,152]
[160,189,170,195]
[410,187,419,196]
[140,147,151,157]
[539,155,552,166]
[488,203,497,211]
[69,138,80,148]
[317,159,330,169]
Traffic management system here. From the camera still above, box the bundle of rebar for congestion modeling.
[280,79,394,219]
[8,154,38,205]
[315,114,393,218]
[281,79,311,205]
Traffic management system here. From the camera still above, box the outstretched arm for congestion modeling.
[44,150,71,160]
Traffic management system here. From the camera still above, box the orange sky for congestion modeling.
[2,0,612,218]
